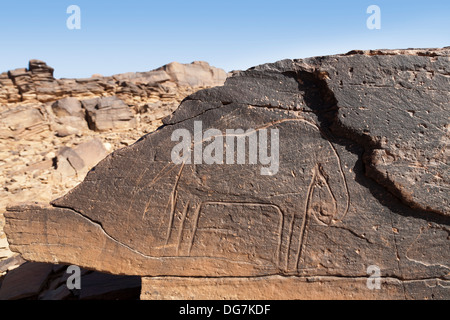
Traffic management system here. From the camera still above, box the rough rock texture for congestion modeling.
[0,261,140,300]
[0,60,228,105]
[51,97,84,118]
[3,48,450,300]
[140,275,448,300]
[56,138,109,179]
[0,59,228,272]
[83,96,136,131]
[0,104,49,138]
[0,262,53,300]
[156,61,229,87]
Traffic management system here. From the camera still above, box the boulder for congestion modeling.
[4,48,449,300]
[82,96,136,131]
[73,138,109,169]
[56,138,109,178]
[53,117,88,137]
[50,97,89,135]
[51,97,84,118]
[0,105,45,131]
[28,60,54,80]
[158,61,229,87]
[0,104,49,139]
[0,255,25,274]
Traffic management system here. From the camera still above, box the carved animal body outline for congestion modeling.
[40,104,352,276]
[158,118,350,273]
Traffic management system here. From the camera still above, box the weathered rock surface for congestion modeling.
[140,275,449,300]
[0,60,229,105]
[52,97,84,118]
[0,104,49,139]
[3,48,450,299]
[56,138,109,179]
[83,96,136,131]
[0,261,140,300]
[0,59,228,288]
[0,60,227,142]
[156,61,229,87]
[0,262,53,300]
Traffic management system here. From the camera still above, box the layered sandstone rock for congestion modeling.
[0,60,229,292]
[0,60,229,105]
[3,48,450,300]
[83,96,136,132]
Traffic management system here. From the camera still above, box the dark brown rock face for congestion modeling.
[0,261,141,300]
[4,48,450,299]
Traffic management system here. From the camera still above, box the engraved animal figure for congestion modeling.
[51,108,349,275]
[163,119,350,273]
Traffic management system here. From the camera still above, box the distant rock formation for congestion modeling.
[0,60,229,138]
[3,48,450,300]
[0,60,229,104]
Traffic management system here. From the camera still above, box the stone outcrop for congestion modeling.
[0,104,49,139]
[155,61,229,87]
[0,60,228,138]
[0,60,229,105]
[0,59,229,292]
[52,97,84,118]
[3,48,450,300]
[83,96,136,131]
[56,138,109,179]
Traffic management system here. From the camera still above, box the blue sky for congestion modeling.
[0,0,448,78]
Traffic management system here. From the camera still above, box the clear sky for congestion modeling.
[0,0,448,78]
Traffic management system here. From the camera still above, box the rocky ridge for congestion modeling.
[0,59,228,299]
[0,59,227,105]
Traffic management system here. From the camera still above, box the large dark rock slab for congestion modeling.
[4,48,449,299]
[0,262,53,300]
